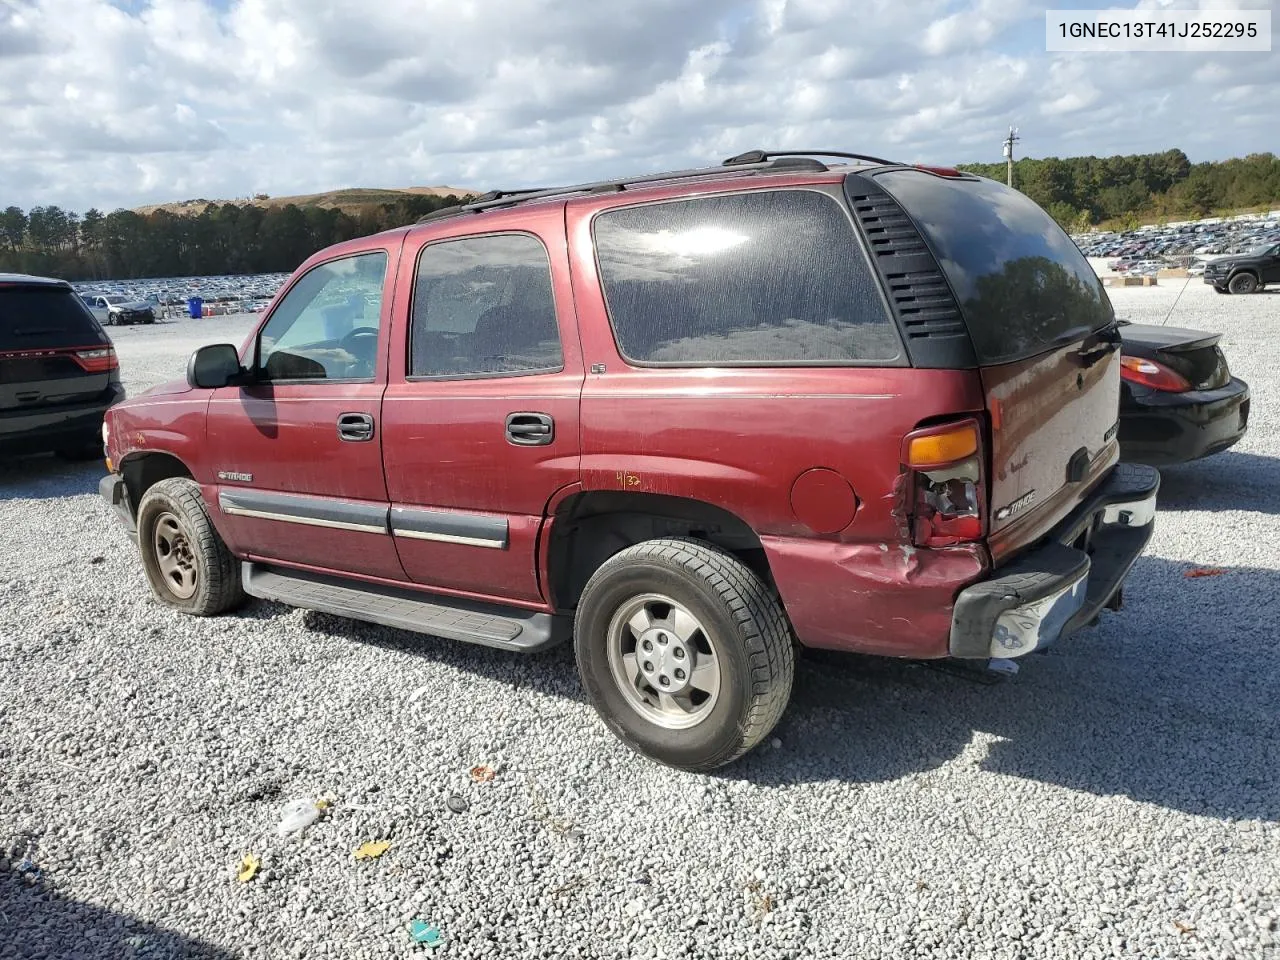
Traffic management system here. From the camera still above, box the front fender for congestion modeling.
[106,393,213,484]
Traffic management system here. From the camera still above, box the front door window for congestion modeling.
[257,252,388,381]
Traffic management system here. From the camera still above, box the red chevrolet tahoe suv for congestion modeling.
[100,150,1160,770]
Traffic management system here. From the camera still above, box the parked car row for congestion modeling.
[1074,210,1280,263]
[1111,259,1165,278]
[1076,211,1280,291]
[71,273,288,313]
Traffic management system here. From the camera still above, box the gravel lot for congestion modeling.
[2,285,1277,960]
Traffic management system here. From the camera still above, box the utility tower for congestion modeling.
[1002,126,1020,188]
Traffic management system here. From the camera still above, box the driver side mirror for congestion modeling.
[187,343,245,389]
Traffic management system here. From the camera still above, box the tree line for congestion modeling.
[4,148,1280,281]
[958,149,1280,232]
[0,193,467,281]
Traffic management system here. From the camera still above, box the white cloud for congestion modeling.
[0,0,1276,212]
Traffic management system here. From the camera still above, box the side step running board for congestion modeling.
[242,563,565,653]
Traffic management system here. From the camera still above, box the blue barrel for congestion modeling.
[187,297,203,319]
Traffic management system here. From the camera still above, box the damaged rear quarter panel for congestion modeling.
[760,535,989,657]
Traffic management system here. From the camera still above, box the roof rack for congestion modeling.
[416,149,894,223]
[722,149,897,166]
[417,159,793,222]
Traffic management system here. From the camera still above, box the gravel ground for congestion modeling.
[1,289,1277,960]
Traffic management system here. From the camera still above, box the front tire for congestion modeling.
[1228,272,1259,295]
[574,538,794,771]
[136,477,244,616]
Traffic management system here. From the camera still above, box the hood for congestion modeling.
[111,300,152,311]
[137,377,192,398]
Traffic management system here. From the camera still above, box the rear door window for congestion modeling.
[593,189,902,366]
[872,170,1114,365]
[0,285,108,351]
[409,233,563,378]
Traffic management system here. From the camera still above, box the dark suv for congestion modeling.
[1203,241,1280,293]
[1,274,124,460]
[99,150,1160,770]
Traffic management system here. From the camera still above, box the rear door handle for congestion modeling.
[505,412,554,446]
[337,412,375,442]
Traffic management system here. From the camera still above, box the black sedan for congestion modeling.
[1117,322,1250,465]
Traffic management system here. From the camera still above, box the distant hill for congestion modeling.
[133,185,478,216]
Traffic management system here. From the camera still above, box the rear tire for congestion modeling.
[1213,286,1229,295]
[574,538,794,771]
[1228,272,1259,295]
[136,477,244,616]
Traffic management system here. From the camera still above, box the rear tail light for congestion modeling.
[902,419,985,548]
[72,347,118,373]
[1120,356,1190,392]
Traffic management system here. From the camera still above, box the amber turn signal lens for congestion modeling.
[907,424,978,467]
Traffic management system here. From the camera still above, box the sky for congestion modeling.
[1,0,1277,212]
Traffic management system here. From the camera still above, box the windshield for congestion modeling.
[1247,244,1277,257]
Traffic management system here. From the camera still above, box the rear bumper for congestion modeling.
[949,463,1160,659]
[0,384,124,455]
[99,472,138,539]
[1118,378,1250,466]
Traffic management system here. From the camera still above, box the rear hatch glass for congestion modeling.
[0,284,109,351]
[874,171,1121,558]
[872,170,1114,364]
[0,284,111,411]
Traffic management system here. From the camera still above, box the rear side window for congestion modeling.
[410,234,563,378]
[874,171,1114,365]
[0,285,107,351]
[593,190,902,365]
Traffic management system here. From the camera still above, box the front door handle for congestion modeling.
[505,412,554,446]
[337,412,375,442]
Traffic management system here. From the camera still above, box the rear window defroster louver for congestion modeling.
[845,174,977,369]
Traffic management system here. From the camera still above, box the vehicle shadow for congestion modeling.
[725,554,1279,821]
[291,554,1279,822]
[0,455,105,502]
[0,861,233,959]
[1154,451,1280,514]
